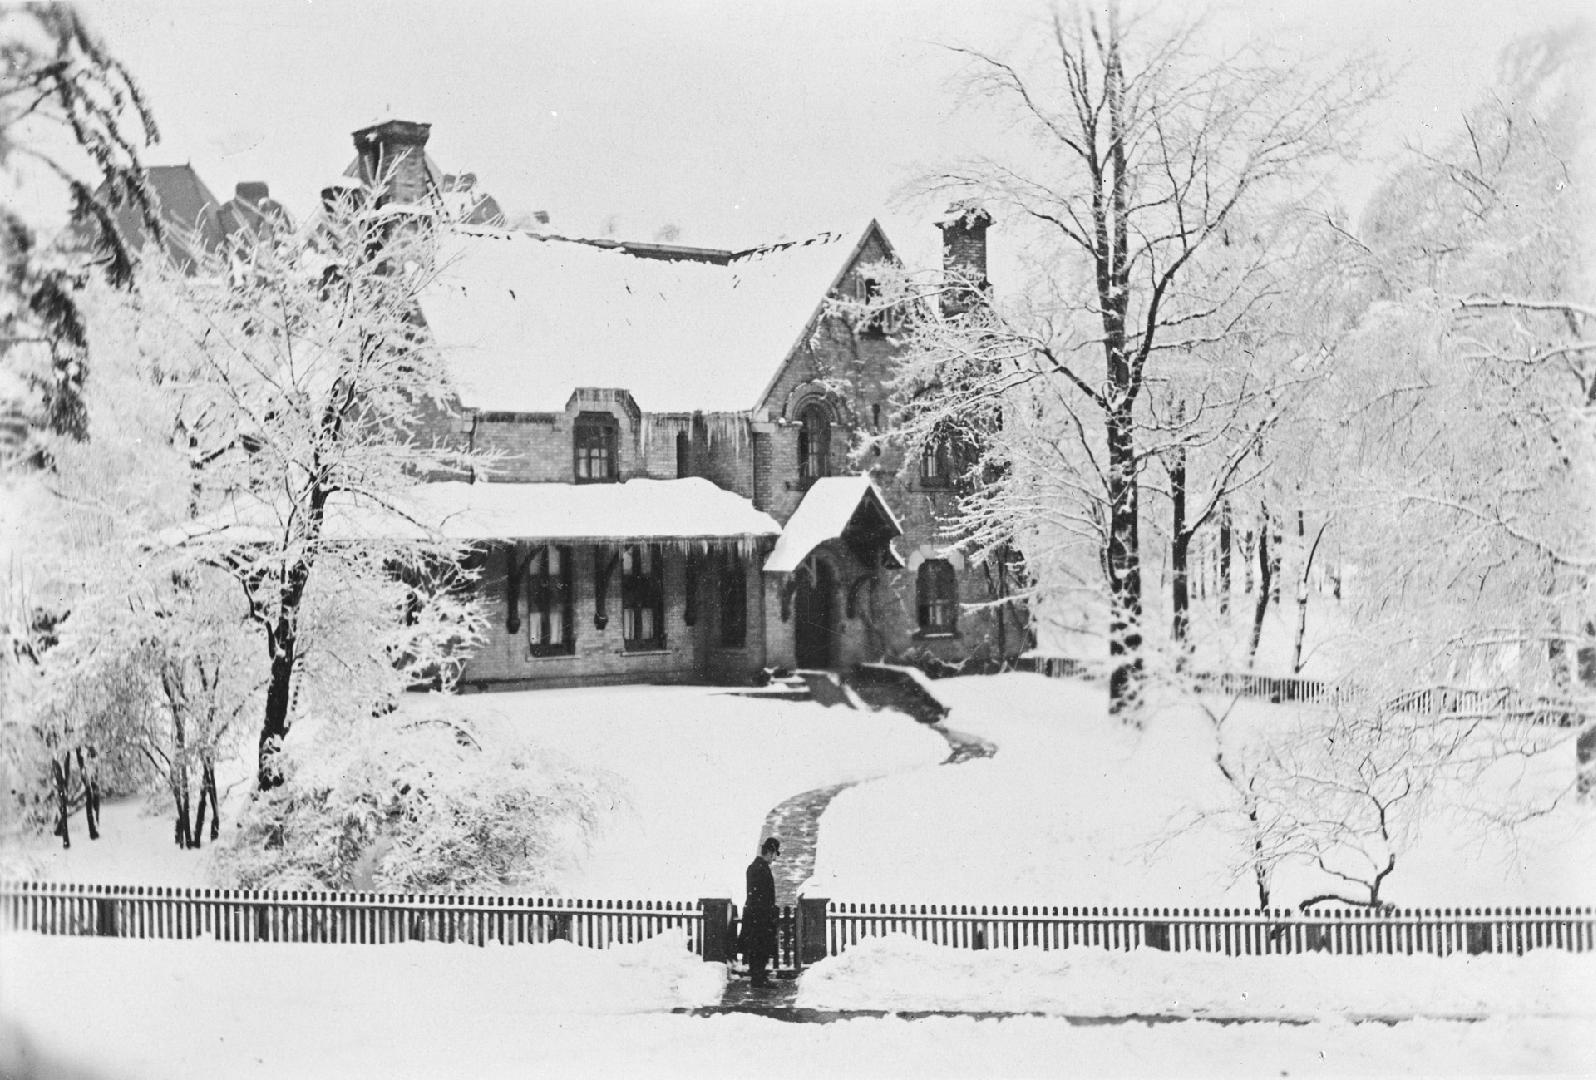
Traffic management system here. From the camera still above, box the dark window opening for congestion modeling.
[621,544,665,650]
[916,559,958,634]
[920,439,957,487]
[718,554,747,647]
[525,544,574,656]
[798,403,830,482]
[676,430,690,477]
[574,412,618,483]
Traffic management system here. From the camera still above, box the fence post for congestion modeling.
[96,895,117,938]
[797,896,829,966]
[699,898,732,963]
[1143,918,1170,951]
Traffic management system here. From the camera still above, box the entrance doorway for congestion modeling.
[793,559,837,669]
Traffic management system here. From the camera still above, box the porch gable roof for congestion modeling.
[763,475,904,574]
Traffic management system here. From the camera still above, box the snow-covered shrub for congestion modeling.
[211,707,619,893]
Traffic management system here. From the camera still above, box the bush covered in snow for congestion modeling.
[211,707,619,893]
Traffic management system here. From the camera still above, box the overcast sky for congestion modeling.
[76,0,1591,272]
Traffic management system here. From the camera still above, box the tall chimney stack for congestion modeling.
[351,119,432,208]
[937,201,993,316]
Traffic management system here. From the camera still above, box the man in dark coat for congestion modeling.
[743,837,780,987]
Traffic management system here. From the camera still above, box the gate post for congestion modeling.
[700,898,733,963]
[96,895,118,937]
[797,896,829,966]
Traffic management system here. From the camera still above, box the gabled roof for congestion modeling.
[104,164,226,270]
[418,223,886,415]
[763,475,904,573]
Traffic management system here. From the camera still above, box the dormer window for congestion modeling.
[574,412,618,483]
[797,403,831,482]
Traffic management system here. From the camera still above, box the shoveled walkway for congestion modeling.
[720,715,997,1008]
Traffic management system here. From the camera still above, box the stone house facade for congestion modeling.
[357,120,1025,690]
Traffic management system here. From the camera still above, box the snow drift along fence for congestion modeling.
[818,901,1596,957]
[0,881,707,952]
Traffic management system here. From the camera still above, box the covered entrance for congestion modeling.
[793,559,837,668]
[764,476,905,672]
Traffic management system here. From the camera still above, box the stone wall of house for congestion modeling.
[460,542,767,691]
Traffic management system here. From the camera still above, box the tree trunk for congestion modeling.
[259,483,326,790]
[1169,437,1190,653]
[260,643,296,790]
[50,753,71,849]
[1248,504,1273,667]
[1219,500,1232,615]
[1106,404,1143,715]
[75,747,99,841]
[191,756,220,845]
[1269,516,1283,605]
[1292,522,1329,674]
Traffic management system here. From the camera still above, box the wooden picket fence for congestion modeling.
[5,882,1591,962]
[0,881,706,952]
[819,901,1596,957]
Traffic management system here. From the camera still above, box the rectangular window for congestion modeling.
[917,559,959,634]
[526,544,574,656]
[920,440,955,487]
[574,414,618,483]
[718,554,747,647]
[621,544,665,650]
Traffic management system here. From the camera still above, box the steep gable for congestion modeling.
[753,219,901,420]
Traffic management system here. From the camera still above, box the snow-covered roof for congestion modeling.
[763,475,903,574]
[419,225,869,414]
[164,478,780,548]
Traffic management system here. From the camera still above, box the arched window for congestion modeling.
[797,403,830,482]
[916,559,958,634]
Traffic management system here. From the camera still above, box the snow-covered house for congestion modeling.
[330,119,1026,690]
[278,120,1027,690]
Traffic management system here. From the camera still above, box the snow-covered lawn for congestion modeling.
[5,676,1595,1076]
[805,674,1596,907]
[8,676,1594,912]
[2,686,951,899]
[2,931,1592,1079]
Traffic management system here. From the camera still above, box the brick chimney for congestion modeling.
[351,119,432,208]
[937,201,993,316]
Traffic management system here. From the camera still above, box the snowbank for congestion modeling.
[2,930,1591,1079]
[796,932,1596,1018]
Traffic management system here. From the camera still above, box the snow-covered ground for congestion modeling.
[4,677,1595,1076]
[807,674,1596,906]
[1,686,951,899]
[8,677,1593,908]
[1,930,1591,1079]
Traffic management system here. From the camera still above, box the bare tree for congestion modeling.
[1326,26,1593,703]
[894,2,1371,713]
